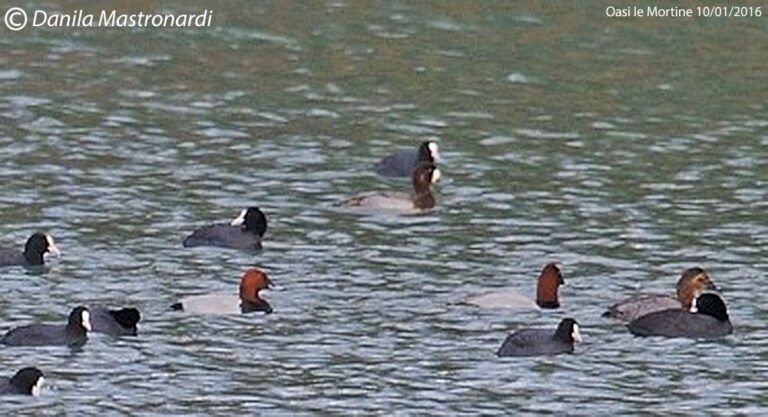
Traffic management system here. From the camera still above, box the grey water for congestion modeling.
[1,1,766,414]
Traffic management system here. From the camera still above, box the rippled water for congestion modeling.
[1,1,767,414]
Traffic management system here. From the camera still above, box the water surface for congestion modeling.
[1,1,766,414]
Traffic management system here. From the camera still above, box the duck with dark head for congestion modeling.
[2,306,91,347]
[89,306,142,337]
[497,318,582,357]
[374,140,440,177]
[628,293,732,338]
[0,232,60,267]
[1,367,45,396]
[183,207,267,251]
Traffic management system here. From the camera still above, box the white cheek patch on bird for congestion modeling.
[32,377,44,397]
[428,142,440,161]
[46,234,61,256]
[230,209,247,226]
[572,324,582,343]
[82,310,92,331]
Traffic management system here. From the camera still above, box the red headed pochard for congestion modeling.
[171,269,273,315]
[464,263,564,310]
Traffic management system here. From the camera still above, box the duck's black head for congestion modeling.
[9,367,44,396]
[417,140,440,163]
[554,318,582,344]
[109,307,141,329]
[695,293,729,322]
[67,306,92,333]
[230,207,268,237]
[23,233,60,265]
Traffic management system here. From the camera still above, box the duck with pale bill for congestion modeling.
[497,318,582,357]
[627,293,732,338]
[374,140,440,177]
[183,207,267,251]
[0,232,60,267]
[2,306,91,347]
[0,367,45,396]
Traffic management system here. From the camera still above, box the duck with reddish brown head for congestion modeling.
[603,267,718,322]
[464,263,565,310]
[343,162,441,214]
[239,269,274,313]
[171,269,273,315]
